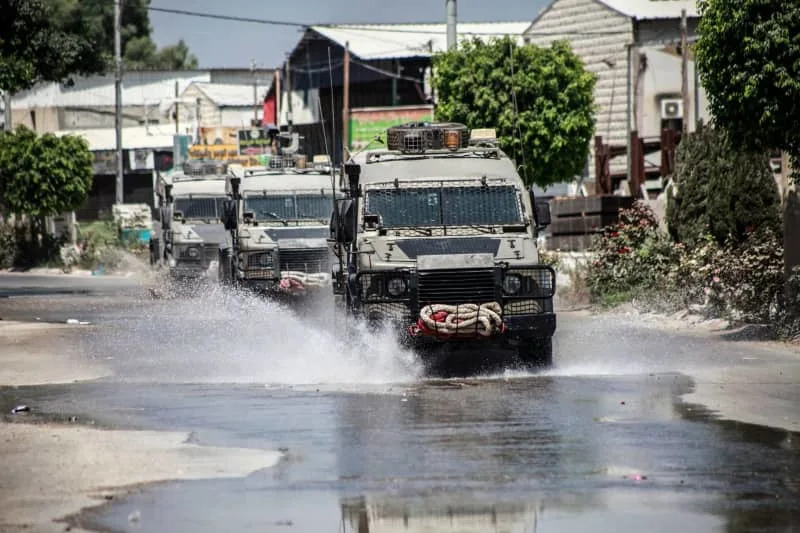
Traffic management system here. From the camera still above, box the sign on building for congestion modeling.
[349,105,434,151]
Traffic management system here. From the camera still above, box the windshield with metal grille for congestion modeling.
[244,194,333,221]
[174,197,225,219]
[365,185,522,227]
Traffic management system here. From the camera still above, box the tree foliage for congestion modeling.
[53,0,199,71]
[0,0,199,94]
[0,126,94,217]
[432,37,596,187]
[0,0,106,94]
[666,125,781,246]
[696,0,800,159]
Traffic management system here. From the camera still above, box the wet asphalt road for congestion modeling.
[1,274,798,533]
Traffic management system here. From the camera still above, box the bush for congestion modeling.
[0,221,64,269]
[667,124,781,247]
[587,201,681,306]
[676,229,785,322]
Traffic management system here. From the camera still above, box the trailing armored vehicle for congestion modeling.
[218,160,338,298]
[330,122,556,372]
[151,161,228,281]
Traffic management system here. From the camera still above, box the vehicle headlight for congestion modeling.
[386,277,407,297]
[257,253,272,267]
[502,274,522,295]
[186,246,200,258]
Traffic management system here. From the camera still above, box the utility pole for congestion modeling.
[251,59,258,126]
[174,81,179,134]
[274,69,281,128]
[680,8,689,136]
[286,58,293,133]
[446,0,457,51]
[114,0,124,205]
[342,42,350,159]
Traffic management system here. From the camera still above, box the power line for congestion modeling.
[147,6,630,36]
[147,6,306,27]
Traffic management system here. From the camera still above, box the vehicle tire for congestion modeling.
[149,238,160,266]
[218,248,233,285]
[518,336,553,368]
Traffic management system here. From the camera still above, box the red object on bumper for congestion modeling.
[408,319,506,338]
[279,277,306,293]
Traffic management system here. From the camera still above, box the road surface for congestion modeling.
[0,273,797,532]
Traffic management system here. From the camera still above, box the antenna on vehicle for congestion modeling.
[508,41,528,184]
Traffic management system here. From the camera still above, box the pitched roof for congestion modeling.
[596,0,698,20]
[192,82,261,107]
[309,22,531,60]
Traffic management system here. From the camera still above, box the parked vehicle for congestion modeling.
[330,122,556,372]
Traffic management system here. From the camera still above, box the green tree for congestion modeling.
[432,37,596,187]
[696,0,800,162]
[0,0,106,94]
[54,0,198,70]
[696,0,800,285]
[0,126,94,217]
[666,125,781,246]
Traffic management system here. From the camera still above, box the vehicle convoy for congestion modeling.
[218,157,338,299]
[151,161,229,281]
[330,122,556,371]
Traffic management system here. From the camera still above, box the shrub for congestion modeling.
[588,201,681,306]
[0,221,64,269]
[667,125,781,247]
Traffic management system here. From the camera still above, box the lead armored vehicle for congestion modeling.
[330,123,555,371]
[219,160,338,299]
[152,161,228,282]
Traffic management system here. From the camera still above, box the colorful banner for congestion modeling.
[349,105,434,151]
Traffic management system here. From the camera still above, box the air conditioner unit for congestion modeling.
[660,98,683,119]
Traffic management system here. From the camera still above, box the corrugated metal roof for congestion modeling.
[310,22,531,60]
[596,0,698,20]
[56,124,176,151]
[11,72,211,109]
[191,82,262,107]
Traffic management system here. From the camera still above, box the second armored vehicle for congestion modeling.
[219,162,338,299]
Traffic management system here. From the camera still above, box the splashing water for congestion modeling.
[90,282,421,386]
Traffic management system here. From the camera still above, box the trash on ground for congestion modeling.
[11,405,30,414]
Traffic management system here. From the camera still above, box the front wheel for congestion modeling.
[218,248,233,286]
[518,336,553,368]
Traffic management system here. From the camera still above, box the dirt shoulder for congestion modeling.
[0,321,111,386]
[0,321,281,533]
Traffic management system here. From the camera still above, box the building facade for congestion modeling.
[524,0,707,188]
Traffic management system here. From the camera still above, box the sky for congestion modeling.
[150,0,551,69]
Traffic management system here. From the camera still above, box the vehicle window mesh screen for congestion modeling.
[245,194,333,220]
[174,197,224,219]
[365,186,521,227]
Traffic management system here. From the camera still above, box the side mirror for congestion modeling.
[221,199,238,231]
[243,211,255,224]
[333,198,356,243]
[534,200,552,229]
[173,210,184,221]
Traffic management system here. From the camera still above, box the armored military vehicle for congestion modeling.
[218,160,337,298]
[330,122,556,370]
[151,160,228,281]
